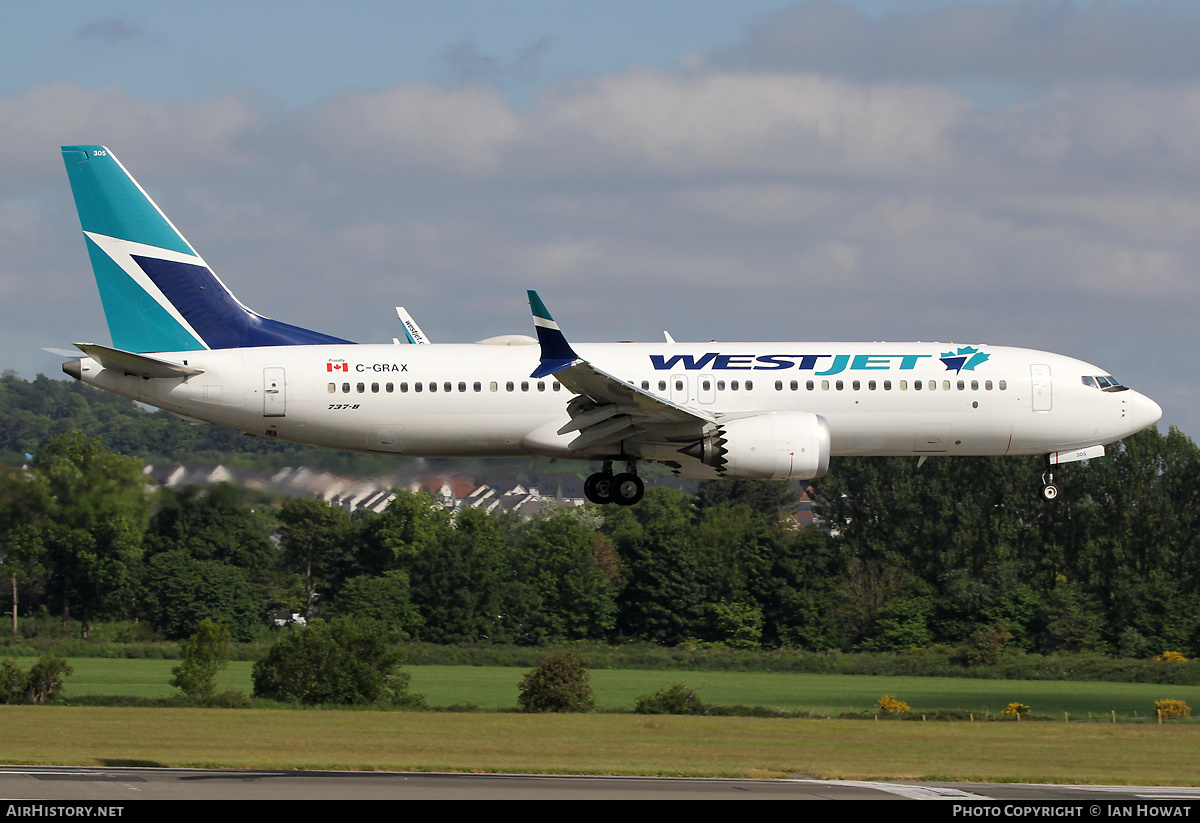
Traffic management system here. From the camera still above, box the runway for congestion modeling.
[3,767,1200,802]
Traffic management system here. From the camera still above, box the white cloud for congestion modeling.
[303,84,519,175]
[525,71,966,176]
[703,1,1200,90]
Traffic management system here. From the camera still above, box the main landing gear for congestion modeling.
[584,460,645,506]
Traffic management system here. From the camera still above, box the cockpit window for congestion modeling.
[1082,374,1128,392]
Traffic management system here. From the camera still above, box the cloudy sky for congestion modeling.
[3,1,1198,437]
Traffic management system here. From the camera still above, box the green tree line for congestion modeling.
[1,373,1199,657]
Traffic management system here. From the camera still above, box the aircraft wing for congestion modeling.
[527,291,712,452]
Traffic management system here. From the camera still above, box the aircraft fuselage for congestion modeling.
[69,339,1159,473]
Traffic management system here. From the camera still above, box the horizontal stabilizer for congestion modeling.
[73,343,205,379]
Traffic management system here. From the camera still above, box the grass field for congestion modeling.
[0,657,1191,783]
[57,658,1200,720]
[2,706,1198,783]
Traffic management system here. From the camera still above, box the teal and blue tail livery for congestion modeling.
[61,145,352,353]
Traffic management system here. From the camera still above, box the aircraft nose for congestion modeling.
[1127,391,1163,436]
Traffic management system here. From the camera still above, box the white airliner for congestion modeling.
[57,145,1162,505]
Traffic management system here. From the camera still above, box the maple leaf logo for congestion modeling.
[940,346,990,374]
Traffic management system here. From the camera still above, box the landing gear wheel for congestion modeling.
[611,473,645,506]
[584,472,614,505]
[1040,469,1058,502]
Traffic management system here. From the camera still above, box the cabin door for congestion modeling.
[263,367,286,417]
[1031,364,1052,412]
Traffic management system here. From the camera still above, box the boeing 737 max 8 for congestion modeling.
[56,146,1162,505]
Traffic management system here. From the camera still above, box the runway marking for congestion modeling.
[1062,786,1200,799]
[793,780,992,799]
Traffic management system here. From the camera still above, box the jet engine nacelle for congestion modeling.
[680,411,831,480]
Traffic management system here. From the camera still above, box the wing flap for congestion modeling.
[553,360,712,426]
[527,290,712,456]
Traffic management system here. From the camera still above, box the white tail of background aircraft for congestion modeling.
[58,146,1162,505]
[395,307,430,344]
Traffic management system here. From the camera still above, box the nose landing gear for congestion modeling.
[1040,460,1060,502]
[1041,472,1059,501]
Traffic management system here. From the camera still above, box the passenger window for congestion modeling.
[490,382,498,392]
[745,380,753,390]
[731,380,739,391]
[342,383,350,393]
[444,382,452,393]
[459,382,467,392]
[899,380,908,390]
[852,380,860,391]
[914,380,922,391]
[506,381,514,392]
[999,380,1007,391]
[371,382,379,393]
[972,380,979,390]
[835,380,843,391]
[415,382,423,392]
[775,380,783,391]
[985,380,993,390]
[641,380,650,390]
[553,382,561,391]
[806,380,814,391]
[327,383,336,394]
[356,383,365,393]
[474,382,481,392]
[400,382,408,392]
[538,381,545,391]
[386,383,394,392]
[717,380,726,391]
[821,380,829,390]
[429,382,437,392]
[791,380,799,391]
[868,380,876,390]
[883,380,892,390]
[659,380,667,391]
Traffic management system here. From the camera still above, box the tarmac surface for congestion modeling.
[3,766,1200,801]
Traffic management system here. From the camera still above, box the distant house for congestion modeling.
[268,611,307,628]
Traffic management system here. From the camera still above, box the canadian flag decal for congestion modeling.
[327,360,349,372]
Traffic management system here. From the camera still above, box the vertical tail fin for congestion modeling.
[61,145,352,353]
[395,306,431,344]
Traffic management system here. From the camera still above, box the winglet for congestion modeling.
[528,290,580,378]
